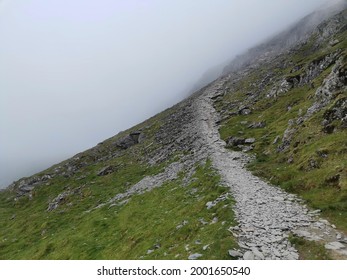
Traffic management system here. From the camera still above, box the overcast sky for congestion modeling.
[0,0,334,188]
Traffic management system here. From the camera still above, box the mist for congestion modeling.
[0,0,335,188]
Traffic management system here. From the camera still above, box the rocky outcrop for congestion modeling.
[115,131,145,149]
[305,56,346,120]
[97,165,116,176]
[47,186,83,211]
[322,97,347,132]
[11,174,52,198]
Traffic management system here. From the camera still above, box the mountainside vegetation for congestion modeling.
[217,8,347,233]
[0,6,346,260]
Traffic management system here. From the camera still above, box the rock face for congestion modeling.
[305,57,347,120]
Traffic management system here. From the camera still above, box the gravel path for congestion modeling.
[193,78,347,260]
[96,75,346,259]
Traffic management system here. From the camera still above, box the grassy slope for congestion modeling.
[217,28,347,237]
[0,160,236,259]
[0,92,237,259]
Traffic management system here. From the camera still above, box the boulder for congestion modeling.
[243,251,255,260]
[226,137,245,147]
[229,250,243,258]
[116,131,144,149]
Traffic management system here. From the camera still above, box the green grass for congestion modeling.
[0,160,237,259]
[216,28,347,236]
[289,235,332,260]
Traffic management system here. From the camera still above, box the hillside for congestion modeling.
[0,6,346,260]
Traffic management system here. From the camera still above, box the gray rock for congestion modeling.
[226,137,245,147]
[198,218,209,225]
[97,165,114,176]
[206,201,215,209]
[245,138,256,144]
[325,242,345,250]
[47,191,70,211]
[115,131,144,149]
[229,250,243,258]
[238,106,252,115]
[252,248,265,260]
[329,39,340,46]
[273,136,280,144]
[248,121,266,129]
[188,253,203,260]
[243,251,255,260]
[18,185,34,192]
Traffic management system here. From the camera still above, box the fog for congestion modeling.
[0,0,334,188]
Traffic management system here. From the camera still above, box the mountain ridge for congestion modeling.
[1,4,346,260]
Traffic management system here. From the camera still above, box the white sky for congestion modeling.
[0,0,332,187]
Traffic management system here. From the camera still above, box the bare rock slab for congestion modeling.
[325,241,345,250]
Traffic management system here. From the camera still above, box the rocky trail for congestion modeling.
[193,77,347,260]
[97,75,347,260]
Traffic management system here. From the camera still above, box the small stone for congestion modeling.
[206,201,214,209]
[229,250,243,258]
[286,252,299,260]
[147,249,154,254]
[188,253,203,260]
[203,245,210,251]
[319,219,330,225]
[273,136,280,144]
[329,39,340,46]
[243,251,255,260]
[245,138,256,144]
[252,248,265,260]
[195,240,202,245]
[199,218,209,225]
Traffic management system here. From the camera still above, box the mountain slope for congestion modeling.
[1,6,347,260]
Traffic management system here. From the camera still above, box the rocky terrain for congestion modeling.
[0,4,346,260]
